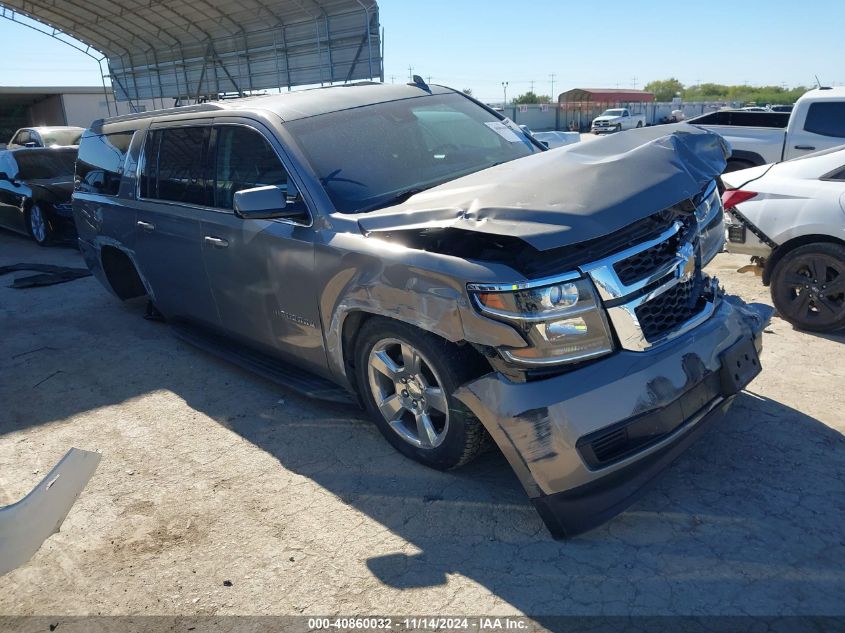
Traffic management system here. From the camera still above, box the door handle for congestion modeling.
[136,220,155,232]
[204,236,229,248]
[794,145,816,151]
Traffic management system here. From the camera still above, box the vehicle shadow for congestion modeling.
[216,387,845,614]
[3,233,845,615]
[801,329,845,344]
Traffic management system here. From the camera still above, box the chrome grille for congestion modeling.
[635,277,707,342]
[613,216,695,286]
[581,183,720,352]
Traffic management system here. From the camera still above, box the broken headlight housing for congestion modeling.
[696,181,725,266]
[468,275,615,366]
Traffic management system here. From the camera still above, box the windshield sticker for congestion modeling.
[485,121,523,143]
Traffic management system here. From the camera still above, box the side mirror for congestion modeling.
[540,141,550,149]
[233,185,303,221]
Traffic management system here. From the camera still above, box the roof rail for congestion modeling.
[91,102,225,129]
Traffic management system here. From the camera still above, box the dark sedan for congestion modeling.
[0,147,77,245]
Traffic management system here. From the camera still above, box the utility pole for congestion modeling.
[502,81,509,105]
[631,76,638,89]
[530,79,535,93]
[408,66,414,81]
[390,75,395,84]
[427,75,432,84]
[550,73,556,100]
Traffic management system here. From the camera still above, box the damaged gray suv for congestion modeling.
[73,82,771,537]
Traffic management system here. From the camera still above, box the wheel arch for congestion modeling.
[99,244,148,300]
[726,150,767,172]
[764,234,845,285]
[337,309,490,397]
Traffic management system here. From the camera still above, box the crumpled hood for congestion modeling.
[357,123,729,251]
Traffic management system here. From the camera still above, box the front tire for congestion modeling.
[26,203,53,246]
[615,124,622,133]
[355,317,487,470]
[770,242,845,332]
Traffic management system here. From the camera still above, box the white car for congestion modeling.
[591,108,646,134]
[721,147,845,332]
[532,131,580,149]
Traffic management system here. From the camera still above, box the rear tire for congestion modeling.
[26,203,53,246]
[770,242,845,332]
[354,317,487,470]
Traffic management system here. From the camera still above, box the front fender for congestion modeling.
[316,234,527,387]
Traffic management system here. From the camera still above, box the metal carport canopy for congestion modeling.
[0,0,381,106]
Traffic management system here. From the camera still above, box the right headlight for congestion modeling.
[468,276,615,366]
[696,182,726,266]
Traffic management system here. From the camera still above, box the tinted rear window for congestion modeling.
[141,127,212,206]
[76,131,134,195]
[804,102,845,138]
[690,110,789,128]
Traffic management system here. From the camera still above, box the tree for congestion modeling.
[462,88,473,96]
[513,91,551,104]
[642,78,808,104]
[643,78,684,102]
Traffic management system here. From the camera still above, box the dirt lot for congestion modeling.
[1,230,843,617]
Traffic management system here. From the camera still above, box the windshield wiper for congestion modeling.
[360,187,427,212]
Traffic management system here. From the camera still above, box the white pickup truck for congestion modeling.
[691,87,845,172]
[591,108,646,134]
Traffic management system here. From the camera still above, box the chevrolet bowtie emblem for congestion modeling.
[677,242,696,282]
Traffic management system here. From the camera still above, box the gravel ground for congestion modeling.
[1,230,843,617]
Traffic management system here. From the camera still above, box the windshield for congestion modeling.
[40,129,83,147]
[601,109,625,117]
[284,93,540,213]
[15,149,77,179]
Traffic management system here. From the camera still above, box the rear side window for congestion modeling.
[214,126,288,209]
[804,103,845,138]
[141,127,212,206]
[76,131,134,195]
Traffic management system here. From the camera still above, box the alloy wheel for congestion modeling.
[30,205,47,243]
[778,253,845,328]
[366,338,450,449]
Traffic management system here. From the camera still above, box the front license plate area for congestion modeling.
[719,336,761,396]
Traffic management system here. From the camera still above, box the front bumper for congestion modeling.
[455,295,772,537]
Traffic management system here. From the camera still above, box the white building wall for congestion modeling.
[61,93,159,128]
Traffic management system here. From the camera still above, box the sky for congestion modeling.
[0,0,842,101]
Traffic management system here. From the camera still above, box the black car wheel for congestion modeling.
[355,317,488,470]
[27,204,54,246]
[770,242,845,332]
